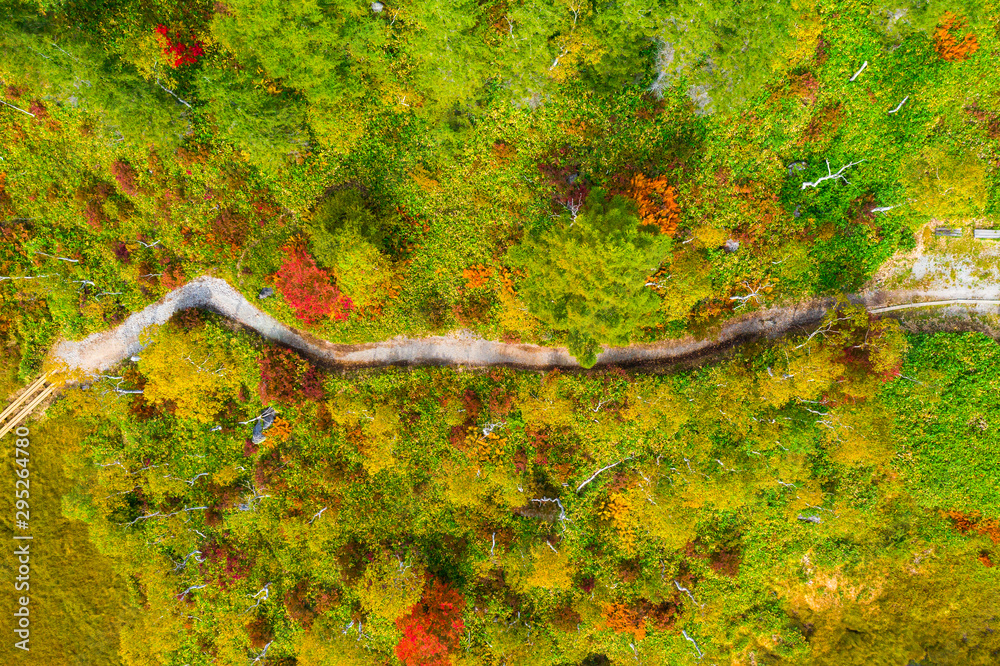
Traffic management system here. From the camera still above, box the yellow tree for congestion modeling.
[357,551,425,622]
[138,325,242,423]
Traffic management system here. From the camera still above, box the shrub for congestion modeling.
[155,25,205,68]
[934,12,979,62]
[274,248,353,324]
[394,578,466,666]
[258,344,324,404]
[110,159,138,196]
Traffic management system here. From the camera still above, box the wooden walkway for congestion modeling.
[0,373,58,439]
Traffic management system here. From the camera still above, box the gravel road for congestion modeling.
[48,276,1000,378]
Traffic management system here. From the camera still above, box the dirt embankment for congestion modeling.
[48,276,1000,378]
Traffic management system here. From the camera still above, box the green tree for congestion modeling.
[0,10,188,150]
[648,0,819,115]
[306,190,391,309]
[509,188,671,367]
[196,61,310,170]
[209,0,396,151]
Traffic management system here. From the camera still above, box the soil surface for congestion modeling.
[48,276,1000,378]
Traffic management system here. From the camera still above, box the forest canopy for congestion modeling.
[1,0,1000,663]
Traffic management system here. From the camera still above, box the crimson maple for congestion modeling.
[155,25,205,68]
[274,247,353,325]
[394,579,466,666]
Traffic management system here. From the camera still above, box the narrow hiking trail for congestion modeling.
[45,276,1000,378]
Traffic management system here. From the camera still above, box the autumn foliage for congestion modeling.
[155,25,205,68]
[462,264,492,289]
[257,344,324,404]
[394,579,466,666]
[110,159,138,196]
[601,599,677,641]
[274,247,353,324]
[947,510,1000,544]
[628,174,680,236]
[933,13,979,62]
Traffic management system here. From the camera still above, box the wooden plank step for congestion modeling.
[934,227,962,237]
[973,229,1000,239]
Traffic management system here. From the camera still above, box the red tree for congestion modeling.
[155,25,204,68]
[274,248,353,325]
[394,579,467,666]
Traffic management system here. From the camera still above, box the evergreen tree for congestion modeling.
[509,188,670,367]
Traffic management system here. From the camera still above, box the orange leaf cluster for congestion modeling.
[462,264,493,289]
[264,417,293,447]
[947,510,1000,544]
[601,600,677,641]
[602,603,648,641]
[934,12,980,62]
[629,174,680,236]
[499,266,521,294]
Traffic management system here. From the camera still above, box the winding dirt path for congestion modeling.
[47,276,1000,377]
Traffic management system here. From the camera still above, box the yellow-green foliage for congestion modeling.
[360,404,400,475]
[295,617,374,665]
[518,373,574,429]
[357,551,425,622]
[523,544,575,591]
[623,378,688,436]
[0,392,134,665]
[138,325,242,423]
[659,248,714,321]
[901,145,989,219]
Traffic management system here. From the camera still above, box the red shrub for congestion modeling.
[83,200,107,230]
[112,240,131,264]
[395,622,450,666]
[111,159,138,196]
[200,540,252,590]
[28,100,48,119]
[274,248,353,325]
[155,25,205,68]
[257,345,324,405]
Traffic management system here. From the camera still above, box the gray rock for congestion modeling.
[257,287,274,299]
[724,239,740,253]
[793,205,802,218]
[371,1,384,11]
[787,161,808,177]
[260,406,276,430]
[251,420,265,445]
[251,406,277,444]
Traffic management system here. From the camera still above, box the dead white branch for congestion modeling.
[888,96,909,114]
[801,159,865,190]
[674,580,704,608]
[576,456,631,493]
[871,204,900,213]
[849,61,868,82]
[681,629,704,659]
[0,99,35,117]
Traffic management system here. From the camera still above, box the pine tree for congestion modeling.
[509,188,670,367]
